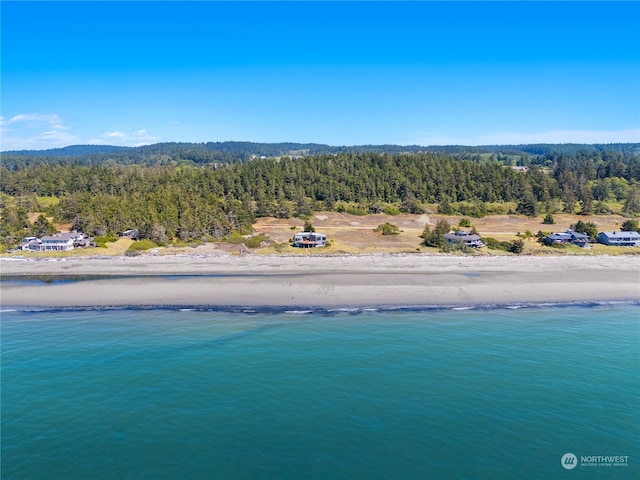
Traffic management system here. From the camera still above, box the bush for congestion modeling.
[125,239,158,255]
[455,202,486,218]
[374,223,401,235]
[483,202,513,215]
[542,213,555,225]
[344,205,368,216]
[571,220,598,240]
[621,219,639,232]
[382,205,401,216]
[226,231,269,248]
[482,237,525,254]
[508,239,525,254]
[93,234,118,248]
[422,219,450,248]
[226,231,245,244]
[482,237,509,251]
[438,199,454,215]
[458,218,472,228]
[243,235,268,248]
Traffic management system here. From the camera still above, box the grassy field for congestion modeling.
[3,212,639,257]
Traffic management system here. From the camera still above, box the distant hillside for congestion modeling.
[2,141,639,169]
[3,144,131,157]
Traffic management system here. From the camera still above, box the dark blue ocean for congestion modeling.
[2,303,639,479]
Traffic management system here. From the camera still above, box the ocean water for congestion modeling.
[1,303,638,479]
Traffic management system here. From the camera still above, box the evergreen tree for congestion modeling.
[31,214,57,237]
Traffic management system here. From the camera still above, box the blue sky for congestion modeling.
[1,1,639,150]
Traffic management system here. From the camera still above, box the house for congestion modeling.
[292,231,327,248]
[39,233,77,251]
[597,231,640,247]
[19,237,42,251]
[72,232,93,248]
[121,229,139,240]
[544,229,589,247]
[444,231,485,248]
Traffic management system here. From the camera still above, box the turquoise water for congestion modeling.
[2,304,638,479]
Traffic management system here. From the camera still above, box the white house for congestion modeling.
[292,231,327,248]
[444,231,485,248]
[19,237,42,251]
[597,231,640,247]
[40,233,77,251]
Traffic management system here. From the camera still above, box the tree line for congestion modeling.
[1,150,639,248]
[3,141,639,170]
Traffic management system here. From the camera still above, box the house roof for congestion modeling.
[41,236,69,242]
[546,230,589,241]
[599,231,640,239]
[444,232,481,242]
[294,232,325,237]
[41,232,85,241]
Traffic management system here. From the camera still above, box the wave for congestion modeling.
[4,300,639,316]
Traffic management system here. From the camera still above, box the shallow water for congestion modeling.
[2,303,638,479]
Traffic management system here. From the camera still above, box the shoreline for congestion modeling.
[2,254,639,308]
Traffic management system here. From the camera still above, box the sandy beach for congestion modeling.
[1,254,639,308]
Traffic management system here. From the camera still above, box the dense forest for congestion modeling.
[3,141,640,169]
[1,145,639,249]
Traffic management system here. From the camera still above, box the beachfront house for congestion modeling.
[544,229,589,247]
[292,231,327,248]
[39,232,79,251]
[121,229,139,240]
[597,231,640,247]
[19,237,42,251]
[444,231,485,248]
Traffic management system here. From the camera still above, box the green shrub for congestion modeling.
[542,213,555,225]
[226,231,245,244]
[508,239,525,254]
[382,205,401,216]
[93,234,119,248]
[125,239,158,255]
[226,231,269,248]
[483,202,513,215]
[454,202,486,218]
[243,235,268,248]
[482,237,507,251]
[438,199,454,215]
[458,218,472,228]
[571,220,598,240]
[374,223,401,235]
[345,205,368,216]
[621,219,639,232]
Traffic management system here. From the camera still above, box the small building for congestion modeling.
[292,231,327,248]
[40,233,77,251]
[19,237,42,251]
[544,229,589,247]
[444,231,484,248]
[597,231,640,247]
[121,229,139,240]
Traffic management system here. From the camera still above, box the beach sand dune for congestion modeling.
[2,255,639,308]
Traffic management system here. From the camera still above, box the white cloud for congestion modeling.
[89,129,160,147]
[0,112,162,150]
[0,113,80,150]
